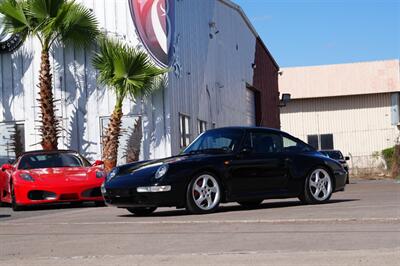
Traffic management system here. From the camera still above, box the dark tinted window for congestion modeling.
[307,135,319,149]
[320,134,334,150]
[19,153,90,170]
[183,129,244,154]
[282,135,314,153]
[243,132,282,153]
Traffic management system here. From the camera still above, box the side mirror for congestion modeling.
[1,164,15,172]
[92,160,104,167]
[345,156,350,161]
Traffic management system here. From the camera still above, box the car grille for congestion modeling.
[28,190,57,200]
[59,193,79,200]
[81,187,102,198]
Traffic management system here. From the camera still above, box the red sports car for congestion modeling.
[0,150,106,211]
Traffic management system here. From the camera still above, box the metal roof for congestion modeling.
[279,59,400,99]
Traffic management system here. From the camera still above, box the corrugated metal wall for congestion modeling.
[0,0,280,162]
[253,37,280,128]
[279,60,400,99]
[281,93,400,169]
[0,0,167,163]
[168,0,258,155]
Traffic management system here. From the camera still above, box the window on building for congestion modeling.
[0,121,25,164]
[307,134,334,150]
[197,120,207,135]
[179,114,191,148]
[307,135,319,149]
[320,134,334,150]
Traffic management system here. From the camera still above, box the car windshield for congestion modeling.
[183,129,244,154]
[321,151,343,160]
[18,153,90,170]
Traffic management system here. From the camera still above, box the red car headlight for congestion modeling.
[20,173,35,182]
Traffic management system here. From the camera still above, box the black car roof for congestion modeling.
[209,126,284,133]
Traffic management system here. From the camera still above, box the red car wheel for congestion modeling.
[11,183,23,211]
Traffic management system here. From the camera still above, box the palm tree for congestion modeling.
[0,0,99,150]
[92,37,166,172]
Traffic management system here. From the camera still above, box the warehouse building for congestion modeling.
[280,59,400,173]
[0,0,280,164]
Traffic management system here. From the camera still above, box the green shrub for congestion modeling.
[382,147,395,170]
[391,145,400,179]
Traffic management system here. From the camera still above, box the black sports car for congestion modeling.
[102,127,347,215]
[319,150,350,184]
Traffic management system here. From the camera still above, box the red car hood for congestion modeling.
[20,167,93,185]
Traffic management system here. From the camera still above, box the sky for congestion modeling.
[234,0,400,67]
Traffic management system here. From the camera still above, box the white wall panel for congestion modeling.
[281,93,400,169]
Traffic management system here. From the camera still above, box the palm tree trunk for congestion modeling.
[102,107,123,172]
[125,116,142,163]
[38,49,59,150]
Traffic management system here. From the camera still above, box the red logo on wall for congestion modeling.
[129,0,174,67]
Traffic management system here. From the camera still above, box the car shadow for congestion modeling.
[119,199,360,218]
[7,202,106,212]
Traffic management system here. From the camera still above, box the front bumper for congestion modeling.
[102,184,178,208]
[333,170,347,192]
[14,182,104,205]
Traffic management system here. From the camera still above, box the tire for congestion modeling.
[186,172,221,214]
[70,201,84,207]
[299,167,333,204]
[126,207,157,216]
[11,183,23,211]
[238,200,263,209]
[95,201,106,207]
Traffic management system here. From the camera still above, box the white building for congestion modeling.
[0,0,280,164]
[279,59,400,173]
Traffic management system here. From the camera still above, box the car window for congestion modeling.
[243,132,283,154]
[282,135,313,153]
[18,153,90,170]
[183,129,244,154]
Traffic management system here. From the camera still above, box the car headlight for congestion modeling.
[20,173,34,182]
[155,164,168,179]
[96,171,106,178]
[107,168,118,181]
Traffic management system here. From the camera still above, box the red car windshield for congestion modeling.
[18,153,90,170]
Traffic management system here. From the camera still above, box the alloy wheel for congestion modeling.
[192,174,221,211]
[308,168,332,201]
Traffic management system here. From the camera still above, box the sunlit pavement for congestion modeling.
[0,178,399,266]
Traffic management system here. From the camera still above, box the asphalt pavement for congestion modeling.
[0,178,399,265]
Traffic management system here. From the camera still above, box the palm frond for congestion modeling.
[0,0,30,35]
[92,37,168,102]
[27,0,64,20]
[0,0,98,49]
[57,2,99,48]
